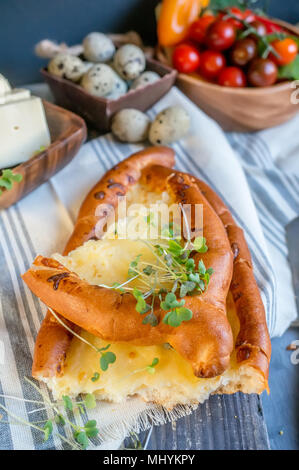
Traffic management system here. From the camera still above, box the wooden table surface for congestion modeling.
[132,327,298,451]
[262,326,299,450]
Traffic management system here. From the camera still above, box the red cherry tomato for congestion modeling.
[218,66,247,87]
[230,38,257,66]
[269,38,298,66]
[254,15,284,33]
[189,15,216,43]
[200,50,226,79]
[206,20,237,51]
[172,43,200,73]
[219,7,255,29]
[249,20,267,38]
[248,58,278,87]
[240,8,256,23]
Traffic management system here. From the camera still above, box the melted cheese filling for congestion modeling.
[48,292,239,407]
[50,184,241,407]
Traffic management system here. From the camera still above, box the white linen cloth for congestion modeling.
[0,87,298,450]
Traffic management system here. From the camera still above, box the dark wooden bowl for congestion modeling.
[156,19,299,132]
[41,58,177,133]
[0,100,87,210]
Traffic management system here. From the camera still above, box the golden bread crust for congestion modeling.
[31,147,175,379]
[23,168,234,378]
[141,165,271,385]
[64,146,175,255]
[22,149,270,396]
[195,179,271,385]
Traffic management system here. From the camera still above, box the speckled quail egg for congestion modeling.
[105,76,128,99]
[149,106,191,146]
[48,53,86,82]
[83,32,115,63]
[111,109,151,142]
[0,73,11,95]
[130,71,160,90]
[113,44,146,80]
[81,64,126,98]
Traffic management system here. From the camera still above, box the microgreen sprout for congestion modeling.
[33,145,46,156]
[91,372,100,382]
[62,394,73,411]
[160,292,192,327]
[82,393,96,410]
[124,231,213,328]
[72,418,99,449]
[48,307,116,376]
[126,431,143,450]
[133,287,151,314]
[89,208,214,329]
[121,357,160,382]
[0,169,23,196]
[99,347,116,372]
[54,414,66,426]
[128,255,142,278]
[0,378,101,450]
[43,420,53,442]
[144,212,156,227]
[146,357,159,374]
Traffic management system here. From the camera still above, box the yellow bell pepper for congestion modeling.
[157,0,209,47]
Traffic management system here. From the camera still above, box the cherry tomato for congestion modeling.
[254,15,284,34]
[248,58,278,87]
[230,38,257,66]
[172,43,200,73]
[218,67,247,87]
[200,50,226,79]
[219,7,255,29]
[240,8,256,23]
[206,20,237,51]
[269,38,298,66]
[219,7,243,29]
[249,20,267,38]
[189,15,216,43]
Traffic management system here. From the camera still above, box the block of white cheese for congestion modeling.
[0,88,31,105]
[0,75,51,169]
[0,96,51,169]
[0,73,11,95]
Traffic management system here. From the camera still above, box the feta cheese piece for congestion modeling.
[0,73,11,96]
[0,88,31,105]
[0,96,51,169]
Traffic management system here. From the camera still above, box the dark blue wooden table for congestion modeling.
[262,327,299,450]
[135,327,298,450]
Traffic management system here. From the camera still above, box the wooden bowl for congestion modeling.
[42,58,177,133]
[156,19,299,132]
[0,100,87,210]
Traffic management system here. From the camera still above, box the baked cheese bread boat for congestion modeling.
[22,147,271,409]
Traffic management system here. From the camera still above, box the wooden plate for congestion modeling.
[0,100,87,210]
[41,58,177,133]
[156,19,299,132]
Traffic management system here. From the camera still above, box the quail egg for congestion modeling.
[81,63,126,98]
[130,71,160,90]
[113,44,146,80]
[111,108,151,142]
[148,106,190,145]
[83,32,115,63]
[48,53,86,82]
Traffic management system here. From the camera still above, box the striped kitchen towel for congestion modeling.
[0,87,297,450]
